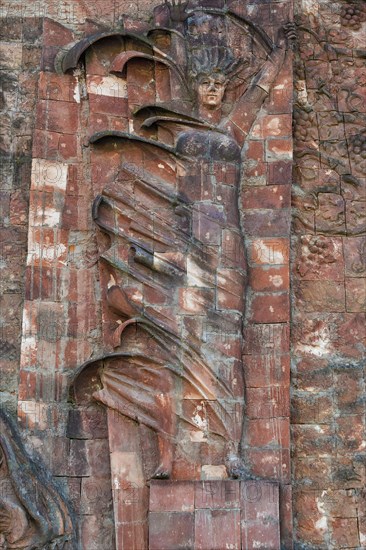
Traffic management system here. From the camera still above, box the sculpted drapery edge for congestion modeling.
[0,410,74,549]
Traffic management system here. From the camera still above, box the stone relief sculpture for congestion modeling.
[66,3,295,482]
[0,411,74,550]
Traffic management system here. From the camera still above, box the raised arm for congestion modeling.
[221,24,296,147]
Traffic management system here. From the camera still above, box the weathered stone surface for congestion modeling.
[1,0,365,548]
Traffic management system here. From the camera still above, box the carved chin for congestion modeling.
[203,99,221,108]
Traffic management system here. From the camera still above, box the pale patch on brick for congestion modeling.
[31,207,61,228]
[315,498,328,533]
[18,401,48,430]
[187,257,213,287]
[297,328,331,357]
[252,240,287,264]
[73,83,81,103]
[189,430,207,442]
[201,465,228,479]
[31,159,68,191]
[269,275,283,287]
[27,242,67,265]
[111,451,144,485]
[87,75,128,98]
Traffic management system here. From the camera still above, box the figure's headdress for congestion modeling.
[185,12,243,84]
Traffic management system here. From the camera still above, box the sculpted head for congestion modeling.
[189,45,241,113]
[196,73,228,109]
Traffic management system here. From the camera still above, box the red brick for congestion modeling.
[221,229,246,269]
[266,138,292,161]
[43,18,74,46]
[280,484,293,550]
[89,94,128,117]
[41,20,73,72]
[336,313,366,359]
[246,449,290,482]
[316,193,346,234]
[62,194,90,230]
[192,203,225,245]
[249,266,289,292]
[244,522,281,550]
[195,509,241,550]
[217,268,245,311]
[244,160,267,178]
[216,184,239,225]
[178,288,215,314]
[295,457,332,487]
[268,161,292,185]
[149,512,194,550]
[250,292,290,323]
[127,62,156,108]
[245,140,264,162]
[33,129,79,160]
[38,72,77,102]
[244,354,290,388]
[9,190,28,225]
[241,481,279,521]
[36,100,79,134]
[248,238,289,266]
[69,439,90,477]
[81,476,112,515]
[67,405,108,439]
[243,324,290,355]
[336,415,365,451]
[243,209,291,237]
[335,375,364,417]
[208,333,243,360]
[195,481,240,510]
[246,417,290,448]
[18,370,37,401]
[171,456,201,481]
[246,386,290,419]
[116,522,148,550]
[251,114,292,139]
[292,425,336,457]
[150,481,194,512]
[242,185,291,209]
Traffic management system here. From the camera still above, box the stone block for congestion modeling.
[149,512,195,550]
[249,292,290,323]
[150,481,195,513]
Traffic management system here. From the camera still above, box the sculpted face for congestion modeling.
[197,74,227,108]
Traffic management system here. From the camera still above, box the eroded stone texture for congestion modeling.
[292,0,366,547]
[1,0,364,548]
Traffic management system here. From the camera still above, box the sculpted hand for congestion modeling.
[276,22,297,49]
[165,0,189,22]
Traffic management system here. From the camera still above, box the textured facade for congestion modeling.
[0,0,365,549]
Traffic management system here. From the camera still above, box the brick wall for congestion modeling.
[0,1,365,549]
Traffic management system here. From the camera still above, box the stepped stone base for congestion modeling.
[149,480,280,550]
